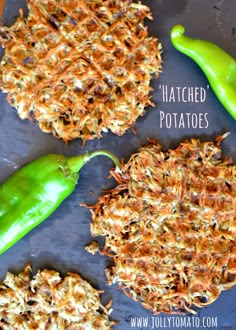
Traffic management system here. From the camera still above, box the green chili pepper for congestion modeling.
[0,150,121,254]
[170,24,236,120]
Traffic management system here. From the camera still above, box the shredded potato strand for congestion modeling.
[0,0,162,141]
[90,136,236,314]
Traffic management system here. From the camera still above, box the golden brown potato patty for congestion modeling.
[0,0,162,142]
[90,135,236,314]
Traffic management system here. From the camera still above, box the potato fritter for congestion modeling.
[0,265,114,329]
[90,135,236,314]
[0,0,162,142]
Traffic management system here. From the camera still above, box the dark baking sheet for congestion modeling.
[0,1,235,329]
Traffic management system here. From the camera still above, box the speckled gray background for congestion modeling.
[0,1,235,329]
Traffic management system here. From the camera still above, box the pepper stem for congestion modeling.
[67,149,121,174]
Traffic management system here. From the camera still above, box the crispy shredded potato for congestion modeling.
[85,240,100,255]
[0,264,115,329]
[0,0,162,142]
[90,135,236,314]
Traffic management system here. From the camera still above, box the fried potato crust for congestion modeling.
[90,135,236,314]
[0,0,162,142]
[0,265,114,329]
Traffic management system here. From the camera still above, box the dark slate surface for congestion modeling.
[0,1,235,329]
